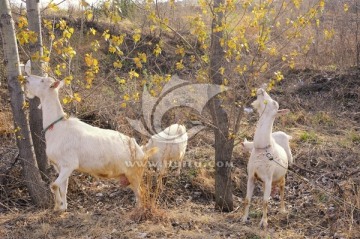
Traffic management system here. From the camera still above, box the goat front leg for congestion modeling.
[242,176,255,223]
[260,179,272,228]
[127,170,143,207]
[279,176,286,213]
[176,156,185,176]
[129,180,142,207]
[58,178,69,211]
[51,166,74,211]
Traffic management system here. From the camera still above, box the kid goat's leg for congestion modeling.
[279,176,286,213]
[242,176,255,222]
[260,178,272,228]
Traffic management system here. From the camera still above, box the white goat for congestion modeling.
[25,75,156,211]
[242,131,293,165]
[142,124,188,176]
[242,88,291,228]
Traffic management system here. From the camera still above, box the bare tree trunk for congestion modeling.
[209,0,234,212]
[355,0,360,68]
[26,0,49,181]
[0,0,50,207]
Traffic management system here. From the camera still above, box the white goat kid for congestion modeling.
[25,75,155,211]
[242,131,293,165]
[143,124,187,176]
[242,89,290,228]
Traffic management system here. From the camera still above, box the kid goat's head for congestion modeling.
[25,75,63,99]
[251,88,289,117]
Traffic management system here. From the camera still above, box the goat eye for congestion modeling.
[41,80,44,83]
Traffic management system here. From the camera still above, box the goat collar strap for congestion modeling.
[254,144,271,150]
[43,115,66,134]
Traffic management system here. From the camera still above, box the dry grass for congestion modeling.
[0,111,12,137]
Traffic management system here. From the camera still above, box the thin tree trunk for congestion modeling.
[209,0,234,212]
[355,0,360,67]
[26,0,49,181]
[0,0,50,207]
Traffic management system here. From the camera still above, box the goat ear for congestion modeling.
[277,109,290,115]
[49,80,63,89]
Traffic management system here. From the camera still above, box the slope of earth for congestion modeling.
[0,68,359,239]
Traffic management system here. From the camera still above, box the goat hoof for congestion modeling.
[280,209,287,214]
[259,220,268,229]
[242,217,250,224]
[54,203,67,212]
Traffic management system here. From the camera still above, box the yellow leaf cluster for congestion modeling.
[63,28,74,39]
[91,40,100,52]
[84,54,99,88]
[123,94,130,101]
[18,75,26,85]
[134,57,142,68]
[251,88,256,97]
[111,34,125,46]
[62,93,81,104]
[133,53,147,69]
[117,77,126,84]
[17,16,28,29]
[176,60,184,70]
[292,0,303,9]
[129,70,139,79]
[85,54,98,69]
[113,60,123,69]
[235,65,247,75]
[57,19,67,30]
[54,63,67,76]
[22,101,29,110]
[85,9,93,21]
[139,53,147,63]
[89,28,96,35]
[43,19,53,31]
[63,75,73,85]
[268,47,277,56]
[153,44,162,56]
[47,2,60,12]
[274,71,284,82]
[133,29,141,43]
[31,51,41,62]
[17,30,38,45]
[175,45,185,57]
[63,46,76,58]
[109,45,116,54]
[190,15,208,49]
[324,29,335,40]
[102,30,111,41]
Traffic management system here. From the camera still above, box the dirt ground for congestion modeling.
[0,69,359,238]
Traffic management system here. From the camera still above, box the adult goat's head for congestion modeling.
[251,88,289,117]
[25,75,63,99]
